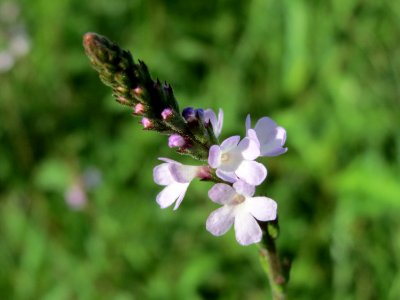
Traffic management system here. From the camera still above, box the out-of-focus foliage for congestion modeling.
[0,0,399,299]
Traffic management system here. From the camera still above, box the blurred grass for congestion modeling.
[1,0,399,299]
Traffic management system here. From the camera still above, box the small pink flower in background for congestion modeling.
[204,108,223,138]
[65,183,87,210]
[206,180,277,246]
[208,135,266,186]
[153,158,211,210]
[246,115,287,157]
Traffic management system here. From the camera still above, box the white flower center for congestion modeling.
[221,153,230,162]
[232,194,245,205]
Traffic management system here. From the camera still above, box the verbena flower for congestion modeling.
[153,158,210,210]
[246,115,287,157]
[204,108,223,138]
[208,136,267,186]
[206,181,277,245]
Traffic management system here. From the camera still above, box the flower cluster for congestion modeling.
[153,109,287,245]
[83,32,287,246]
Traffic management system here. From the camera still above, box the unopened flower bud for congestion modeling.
[182,107,196,122]
[161,108,173,120]
[195,108,204,121]
[141,117,153,129]
[168,134,185,148]
[133,87,142,96]
[134,103,145,115]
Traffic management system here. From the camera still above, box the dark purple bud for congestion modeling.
[182,107,196,122]
[196,108,204,121]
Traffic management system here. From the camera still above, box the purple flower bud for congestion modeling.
[141,117,152,129]
[161,108,173,120]
[168,134,185,148]
[182,107,196,122]
[195,108,205,121]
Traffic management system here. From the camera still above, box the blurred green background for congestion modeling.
[1,0,399,299]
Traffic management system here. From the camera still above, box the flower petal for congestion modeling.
[158,157,180,164]
[220,136,240,152]
[245,196,277,221]
[206,206,235,236]
[169,164,199,183]
[156,182,188,209]
[204,109,217,127]
[208,145,221,168]
[216,108,224,137]
[208,183,236,204]
[153,163,174,185]
[237,137,260,160]
[245,114,251,132]
[254,117,278,145]
[260,126,288,157]
[235,161,267,186]
[247,128,260,146]
[234,211,262,245]
[233,180,255,197]
[216,169,237,183]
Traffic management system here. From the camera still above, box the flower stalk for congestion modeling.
[259,220,288,300]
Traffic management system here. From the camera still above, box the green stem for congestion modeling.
[259,221,288,300]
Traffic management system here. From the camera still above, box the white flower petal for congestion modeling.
[206,206,235,236]
[208,145,222,168]
[173,192,186,210]
[169,164,199,183]
[245,196,277,221]
[260,126,288,157]
[158,157,180,164]
[220,136,240,152]
[156,182,188,209]
[216,108,224,137]
[237,137,260,160]
[235,160,267,186]
[208,183,236,204]
[245,114,251,132]
[233,180,255,197]
[153,163,174,185]
[254,117,278,145]
[234,211,262,245]
[216,169,237,183]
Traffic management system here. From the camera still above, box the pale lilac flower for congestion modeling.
[246,115,287,157]
[168,134,185,148]
[208,136,266,186]
[153,158,210,210]
[204,108,223,137]
[65,183,87,210]
[206,180,277,246]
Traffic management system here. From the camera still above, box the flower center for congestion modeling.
[232,194,245,205]
[221,153,230,162]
